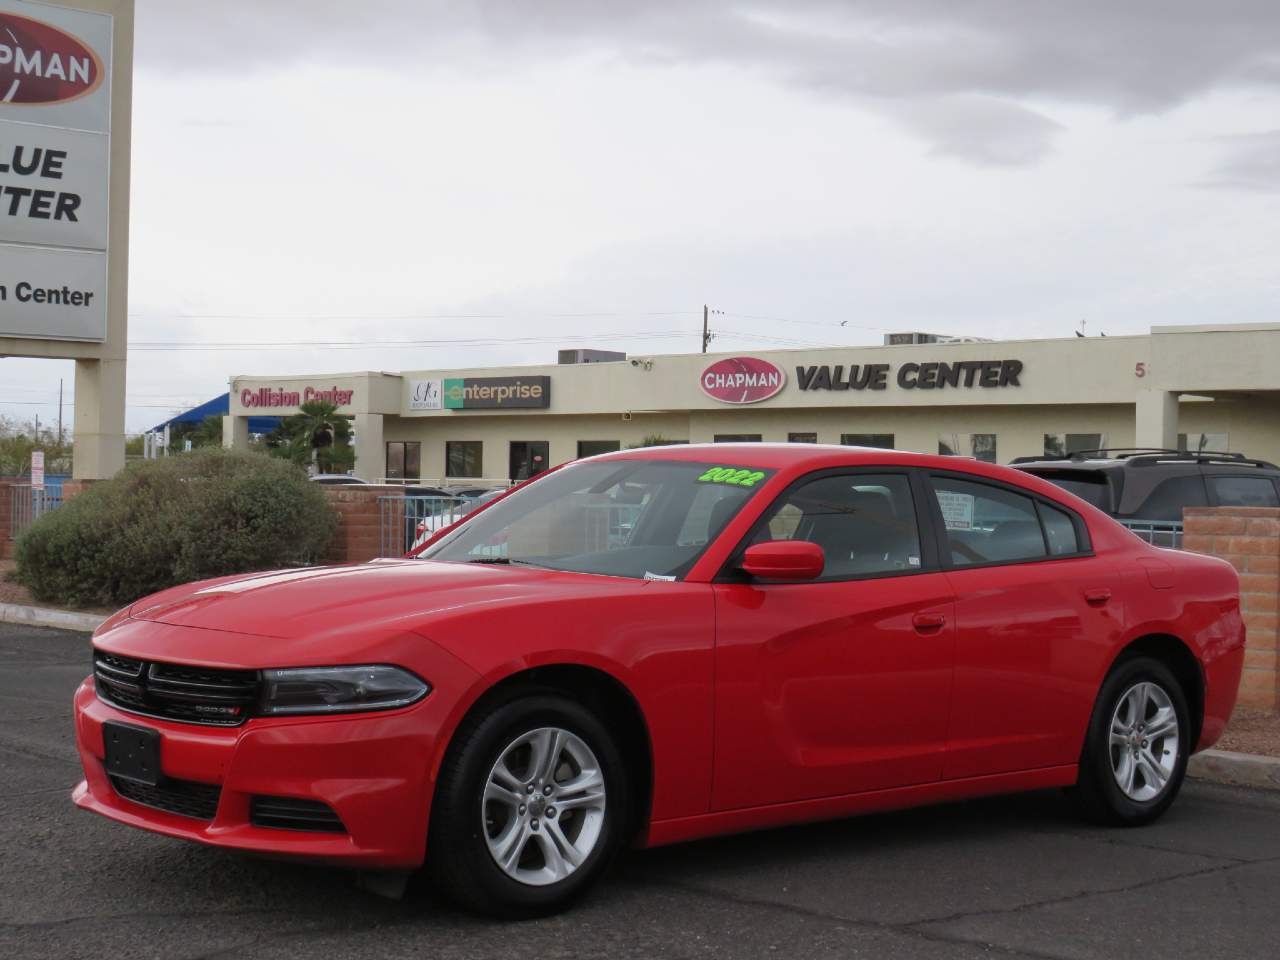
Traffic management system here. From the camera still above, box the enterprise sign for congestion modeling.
[796,360,1024,392]
[444,376,551,410]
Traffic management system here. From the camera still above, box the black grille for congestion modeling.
[251,795,347,833]
[94,651,261,726]
[110,775,222,820]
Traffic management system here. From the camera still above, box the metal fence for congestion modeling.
[1117,519,1184,549]
[8,485,63,541]
[379,496,476,557]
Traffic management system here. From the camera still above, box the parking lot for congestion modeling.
[3,620,1278,960]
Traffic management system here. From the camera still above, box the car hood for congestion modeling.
[123,560,586,642]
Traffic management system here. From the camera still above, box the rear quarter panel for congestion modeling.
[1111,546,1244,750]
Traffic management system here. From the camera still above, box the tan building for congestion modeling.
[223,322,1280,484]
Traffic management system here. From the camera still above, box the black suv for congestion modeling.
[1010,449,1280,523]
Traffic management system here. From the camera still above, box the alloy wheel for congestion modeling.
[481,726,607,886]
[1108,681,1180,802]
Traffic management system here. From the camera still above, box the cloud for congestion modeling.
[1201,130,1280,191]
[135,1,1280,165]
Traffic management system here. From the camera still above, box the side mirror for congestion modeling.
[739,541,824,581]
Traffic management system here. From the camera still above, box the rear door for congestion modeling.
[711,469,956,810]
[924,473,1126,780]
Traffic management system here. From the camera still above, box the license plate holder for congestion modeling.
[103,721,161,786]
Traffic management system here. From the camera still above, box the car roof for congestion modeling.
[593,442,1002,473]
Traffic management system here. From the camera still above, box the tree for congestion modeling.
[269,400,355,473]
[0,415,73,476]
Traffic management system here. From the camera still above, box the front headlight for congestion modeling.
[260,665,430,716]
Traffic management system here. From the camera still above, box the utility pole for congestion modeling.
[57,378,64,447]
[702,304,709,353]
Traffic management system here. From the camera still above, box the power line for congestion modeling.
[127,330,697,351]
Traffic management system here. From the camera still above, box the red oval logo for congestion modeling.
[700,357,787,404]
[0,13,103,107]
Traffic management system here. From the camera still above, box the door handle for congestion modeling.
[1084,588,1112,606]
[912,612,947,633]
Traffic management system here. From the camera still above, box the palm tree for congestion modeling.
[189,415,224,449]
[276,400,355,473]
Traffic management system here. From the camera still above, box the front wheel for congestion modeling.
[428,694,630,918]
[1071,656,1190,826]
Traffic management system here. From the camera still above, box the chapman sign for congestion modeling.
[0,0,113,342]
[700,357,786,404]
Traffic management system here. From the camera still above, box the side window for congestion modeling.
[931,477,1046,566]
[1210,476,1280,508]
[754,474,921,578]
[1132,475,1207,521]
[1039,502,1080,556]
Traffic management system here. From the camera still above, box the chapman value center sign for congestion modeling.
[700,357,786,404]
[0,0,112,342]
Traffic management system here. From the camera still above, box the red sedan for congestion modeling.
[73,445,1245,917]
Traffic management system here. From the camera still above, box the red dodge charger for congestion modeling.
[74,445,1245,917]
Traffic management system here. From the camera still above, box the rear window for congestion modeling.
[1020,469,1113,512]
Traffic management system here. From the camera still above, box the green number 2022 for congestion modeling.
[697,467,766,488]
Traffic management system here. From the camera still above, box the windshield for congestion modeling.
[421,459,775,579]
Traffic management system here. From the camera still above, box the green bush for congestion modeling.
[16,449,339,608]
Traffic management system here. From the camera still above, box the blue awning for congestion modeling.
[149,393,282,435]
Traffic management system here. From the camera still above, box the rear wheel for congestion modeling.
[428,694,629,918]
[1071,656,1190,825]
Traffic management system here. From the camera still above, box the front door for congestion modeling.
[712,470,956,810]
[509,441,549,483]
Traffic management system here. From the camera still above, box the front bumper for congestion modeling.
[72,678,443,868]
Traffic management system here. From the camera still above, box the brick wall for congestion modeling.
[1183,507,1280,711]
[321,485,405,564]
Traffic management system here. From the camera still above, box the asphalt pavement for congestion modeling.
[3,621,1279,960]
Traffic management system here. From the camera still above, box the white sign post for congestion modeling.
[0,0,113,342]
[31,450,45,490]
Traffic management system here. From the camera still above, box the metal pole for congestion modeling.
[702,304,709,353]
[57,378,63,447]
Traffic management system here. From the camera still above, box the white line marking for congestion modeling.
[2,80,18,103]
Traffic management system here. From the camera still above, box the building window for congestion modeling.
[841,434,895,449]
[1178,432,1229,454]
[788,432,818,444]
[939,434,998,463]
[714,434,762,442]
[446,441,483,479]
[385,441,421,480]
[577,440,621,458]
[1044,433,1104,457]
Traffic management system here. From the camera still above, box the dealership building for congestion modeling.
[221,322,1280,484]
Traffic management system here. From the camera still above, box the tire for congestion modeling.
[1070,656,1190,826]
[427,693,631,918]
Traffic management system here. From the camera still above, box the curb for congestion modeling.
[0,602,105,633]
[1188,748,1280,791]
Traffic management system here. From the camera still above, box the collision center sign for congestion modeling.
[0,0,112,342]
[700,357,786,404]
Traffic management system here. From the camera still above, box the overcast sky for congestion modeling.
[4,0,1280,434]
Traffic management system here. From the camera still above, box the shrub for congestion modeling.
[16,449,338,608]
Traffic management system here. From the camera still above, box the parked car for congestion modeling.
[75,445,1243,919]
[1011,448,1280,520]
[309,474,368,485]
[409,488,505,550]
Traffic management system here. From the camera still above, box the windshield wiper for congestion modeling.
[461,557,541,566]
